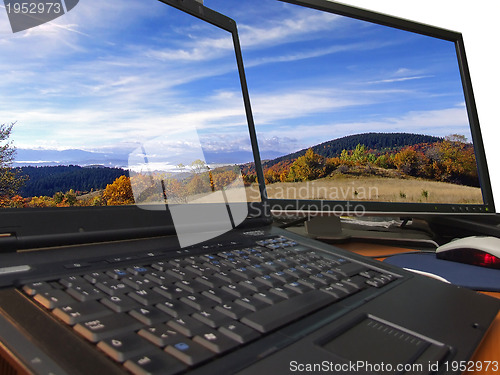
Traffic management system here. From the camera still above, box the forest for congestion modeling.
[15,165,128,197]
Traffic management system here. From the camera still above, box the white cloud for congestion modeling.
[238,10,342,49]
[366,75,434,84]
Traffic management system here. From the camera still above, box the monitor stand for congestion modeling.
[298,216,438,247]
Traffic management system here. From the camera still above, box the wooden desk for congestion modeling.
[335,242,500,372]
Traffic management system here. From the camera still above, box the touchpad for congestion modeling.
[321,316,447,374]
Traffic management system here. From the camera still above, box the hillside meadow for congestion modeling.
[262,176,483,204]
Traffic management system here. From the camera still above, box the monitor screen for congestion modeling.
[213,0,494,216]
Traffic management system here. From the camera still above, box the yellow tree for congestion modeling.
[287,149,325,182]
[103,175,135,205]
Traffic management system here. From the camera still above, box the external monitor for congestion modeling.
[228,0,495,217]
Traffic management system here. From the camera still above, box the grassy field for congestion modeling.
[261,176,483,204]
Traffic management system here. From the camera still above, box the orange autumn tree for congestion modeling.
[103,175,134,205]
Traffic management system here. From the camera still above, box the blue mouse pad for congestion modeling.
[384,253,500,292]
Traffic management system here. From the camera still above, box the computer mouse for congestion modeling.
[436,236,500,269]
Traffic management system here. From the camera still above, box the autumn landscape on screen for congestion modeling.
[0,127,482,208]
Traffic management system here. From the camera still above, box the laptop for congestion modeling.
[0,0,498,374]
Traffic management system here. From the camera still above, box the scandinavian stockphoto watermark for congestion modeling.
[127,129,249,249]
[3,0,79,33]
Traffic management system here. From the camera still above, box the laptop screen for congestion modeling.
[1,0,261,209]
[213,0,494,215]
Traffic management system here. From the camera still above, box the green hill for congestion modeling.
[263,132,442,168]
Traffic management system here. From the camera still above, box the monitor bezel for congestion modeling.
[0,0,270,251]
[263,0,495,216]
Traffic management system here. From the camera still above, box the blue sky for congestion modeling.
[0,0,472,168]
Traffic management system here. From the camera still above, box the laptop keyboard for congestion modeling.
[22,236,397,375]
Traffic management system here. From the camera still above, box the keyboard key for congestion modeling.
[152,285,189,300]
[274,257,295,268]
[269,286,298,299]
[168,259,191,269]
[261,261,282,272]
[238,279,266,293]
[84,271,110,284]
[97,333,156,362]
[96,280,133,296]
[201,288,235,304]
[127,266,151,275]
[270,271,295,283]
[212,270,233,283]
[333,262,369,277]
[106,268,130,279]
[328,281,359,295]
[218,321,260,344]
[156,300,196,318]
[23,281,53,296]
[75,313,143,342]
[138,325,183,347]
[196,275,225,289]
[166,268,196,281]
[253,291,284,305]
[185,264,213,277]
[342,275,369,290]
[175,279,208,294]
[145,272,176,286]
[129,306,170,326]
[247,264,266,275]
[234,296,268,312]
[192,309,231,328]
[66,284,103,302]
[283,281,312,294]
[230,267,256,280]
[221,284,248,298]
[128,289,165,306]
[101,294,141,313]
[193,328,239,354]
[283,267,306,279]
[124,349,187,375]
[151,261,169,272]
[180,294,216,311]
[214,302,250,320]
[297,278,322,289]
[321,269,341,281]
[255,275,281,288]
[53,300,113,325]
[123,276,154,290]
[59,276,86,288]
[240,290,335,333]
[34,290,77,309]
[320,286,348,299]
[309,273,330,286]
[359,270,378,279]
[167,316,208,337]
[165,339,212,366]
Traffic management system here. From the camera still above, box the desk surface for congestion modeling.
[335,242,500,372]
